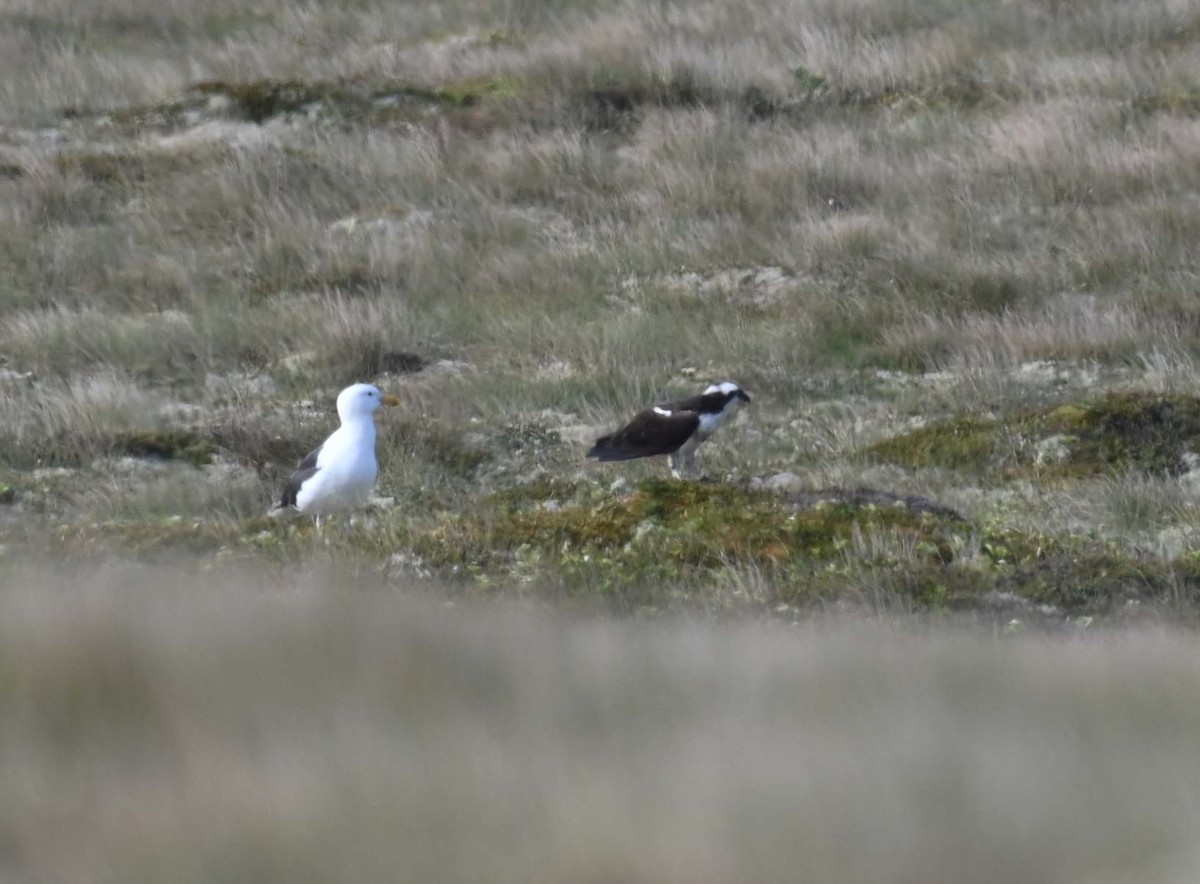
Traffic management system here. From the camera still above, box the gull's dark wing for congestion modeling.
[279,443,322,508]
[587,408,700,461]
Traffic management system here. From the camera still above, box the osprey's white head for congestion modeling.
[705,381,742,396]
[336,383,400,422]
[704,381,752,413]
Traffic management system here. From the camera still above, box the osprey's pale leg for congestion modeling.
[668,450,699,479]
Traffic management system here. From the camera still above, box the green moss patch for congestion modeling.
[994,550,1193,613]
[388,419,491,478]
[206,421,307,471]
[322,345,430,387]
[79,75,523,133]
[182,77,521,125]
[867,392,1200,479]
[895,529,1200,617]
[54,146,225,184]
[431,76,522,107]
[562,64,996,134]
[866,414,1022,473]
[111,430,215,466]
[52,516,279,558]
[26,475,1200,621]
[0,427,218,470]
[1128,89,1200,119]
[399,478,1200,618]
[569,73,797,132]
[413,477,975,582]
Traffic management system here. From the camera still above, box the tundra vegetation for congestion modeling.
[4,0,1200,880]
[2,0,1200,622]
[1,0,1200,622]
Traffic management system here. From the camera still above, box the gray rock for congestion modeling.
[763,472,804,492]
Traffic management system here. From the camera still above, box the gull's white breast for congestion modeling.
[295,423,378,514]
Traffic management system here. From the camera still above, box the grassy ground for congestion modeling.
[5,4,1200,878]
[1,0,1199,621]
[5,562,1200,883]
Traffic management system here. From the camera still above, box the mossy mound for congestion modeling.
[53,516,280,558]
[0,428,219,470]
[400,478,1200,618]
[83,76,522,132]
[181,77,519,125]
[54,146,224,184]
[857,541,1200,620]
[111,430,215,466]
[413,478,977,588]
[994,550,1199,613]
[867,392,1200,479]
[32,476,1200,621]
[1129,88,1200,119]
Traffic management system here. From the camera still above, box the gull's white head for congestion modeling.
[336,383,400,422]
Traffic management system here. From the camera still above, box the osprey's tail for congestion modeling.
[587,435,645,462]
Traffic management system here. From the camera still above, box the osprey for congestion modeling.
[587,381,752,478]
[273,383,400,521]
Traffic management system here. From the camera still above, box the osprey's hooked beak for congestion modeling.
[737,390,752,404]
[382,393,401,407]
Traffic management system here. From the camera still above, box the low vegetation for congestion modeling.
[5,2,1200,877]
[866,393,1200,480]
[7,567,1200,882]
[1,0,1199,625]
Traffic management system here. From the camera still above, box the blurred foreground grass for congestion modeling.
[3,560,1200,883]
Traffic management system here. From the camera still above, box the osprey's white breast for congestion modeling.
[695,410,728,440]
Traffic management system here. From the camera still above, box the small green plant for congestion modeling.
[792,66,827,93]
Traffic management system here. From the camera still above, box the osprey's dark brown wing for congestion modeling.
[279,444,322,508]
[587,407,700,461]
[662,394,712,413]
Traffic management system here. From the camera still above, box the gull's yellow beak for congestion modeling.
[382,393,401,407]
